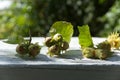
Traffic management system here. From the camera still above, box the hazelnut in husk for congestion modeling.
[61,41,69,50]
[53,33,63,42]
[44,37,53,47]
[94,49,107,59]
[82,47,95,58]
[16,43,29,55]
[28,43,41,57]
[48,45,60,56]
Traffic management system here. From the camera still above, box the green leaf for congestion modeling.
[49,21,74,43]
[78,25,93,48]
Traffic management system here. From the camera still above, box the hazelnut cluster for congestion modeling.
[16,40,41,58]
[44,33,69,56]
[82,41,112,59]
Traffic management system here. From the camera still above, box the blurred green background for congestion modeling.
[0,0,120,43]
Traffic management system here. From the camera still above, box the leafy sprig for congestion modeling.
[78,25,113,59]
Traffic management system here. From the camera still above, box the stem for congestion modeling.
[29,29,32,46]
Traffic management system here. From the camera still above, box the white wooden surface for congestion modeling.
[0,37,120,80]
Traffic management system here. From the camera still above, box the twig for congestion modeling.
[29,29,32,46]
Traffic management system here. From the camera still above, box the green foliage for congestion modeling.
[78,25,93,48]
[49,21,74,43]
[47,0,95,36]
[100,0,120,36]
[5,33,24,44]
[0,0,47,37]
[0,0,116,43]
[0,1,31,39]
